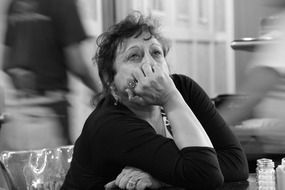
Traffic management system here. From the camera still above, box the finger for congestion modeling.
[125,89,134,100]
[126,178,137,190]
[132,69,145,83]
[117,167,135,189]
[151,64,158,73]
[126,89,143,103]
[115,172,126,187]
[124,168,142,190]
[104,180,116,190]
[118,175,131,189]
[141,64,154,77]
[128,171,145,190]
[136,179,151,190]
[151,64,164,76]
[128,95,146,105]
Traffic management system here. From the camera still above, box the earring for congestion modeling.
[110,84,119,106]
[114,96,119,106]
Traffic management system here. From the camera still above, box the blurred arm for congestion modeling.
[2,46,12,74]
[64,43,102,95]
[219,66,280,125]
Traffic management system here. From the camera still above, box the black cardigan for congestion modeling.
[62,74,249,189]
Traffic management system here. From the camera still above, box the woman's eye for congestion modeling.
[152,50,163,57]
[128,54,141,60]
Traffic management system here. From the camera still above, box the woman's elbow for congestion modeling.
[181,166,224,189]
[200,170,224,189]
[221,152,249,182]
[204,168,224,189]
[236,161,249,181]
[227,164,249,182]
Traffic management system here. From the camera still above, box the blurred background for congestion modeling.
[0,0,285,172]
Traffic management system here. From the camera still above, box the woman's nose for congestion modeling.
[142,53,155,66]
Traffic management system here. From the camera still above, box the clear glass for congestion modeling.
[0,145,73,190]
[256,158,276,190]
[276,157,285,190]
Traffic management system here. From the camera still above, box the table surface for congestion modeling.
[217,174,256,190]
[162,175,256,190]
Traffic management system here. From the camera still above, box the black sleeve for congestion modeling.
[172,74,249,182]
[93,109,223,189]
[50,0,88,47]
[3,1,14,46]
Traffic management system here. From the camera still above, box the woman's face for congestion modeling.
[112,32,169,104]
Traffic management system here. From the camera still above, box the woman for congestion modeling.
[62,12,248,190]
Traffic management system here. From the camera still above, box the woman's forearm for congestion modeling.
[163,91,213,149]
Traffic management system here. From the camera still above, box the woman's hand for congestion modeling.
[126,64,178,107]
[104,166,163,190]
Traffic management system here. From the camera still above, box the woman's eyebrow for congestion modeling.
[126,45,140,52]
[150,42,163,49]
[117,44,139,55]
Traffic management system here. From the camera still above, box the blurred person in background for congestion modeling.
[219,0,285,125]
[0,85,4,130]
[218,0,285,154]
[0,0,101,151]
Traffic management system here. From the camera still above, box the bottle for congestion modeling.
[276,157,285,190]
[256,158,276,190]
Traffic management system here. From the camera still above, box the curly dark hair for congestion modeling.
[94,11,170,98]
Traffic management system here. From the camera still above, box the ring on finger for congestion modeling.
[128,79,137,89]
[127,179,137,188]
